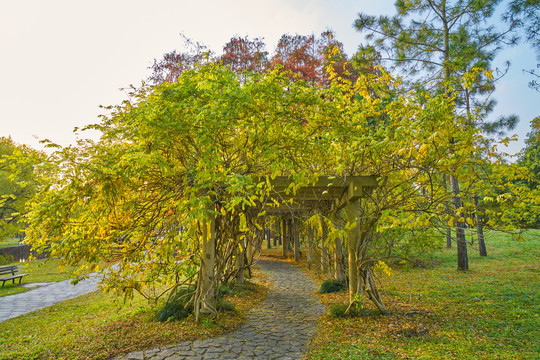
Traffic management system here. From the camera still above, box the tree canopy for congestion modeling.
[26,55,516,315]
[0,137,45,241]
[354,0,519,133]
[25,26,537,316]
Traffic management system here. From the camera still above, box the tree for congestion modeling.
[519,117,540,177]
[505,0,540,91]
[150,31,354,88]
[354,0,520,269]
[220,36,268,75]
[270,33,320,84]
[148,34,213,85]
[27,64,337,319]
[0,137,45,241]
[27,38,522,317]
[270,31,357,86]
[514,117,540,228]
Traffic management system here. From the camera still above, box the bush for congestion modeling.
[217,298,235,312]
[328,303,381,318]
[319,279,346,294]
[217,283,235,298]
[328,303,349,318]
[155,286,194,322]
[156,284,237,322]
[0,254,14,266]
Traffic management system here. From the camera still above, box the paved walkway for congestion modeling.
[0,273,100,322]
[115,259,324,360]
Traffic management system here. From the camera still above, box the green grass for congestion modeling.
[0,259,79,297]
[0,266,269,360]
[307,229,540,360]
[0,237,22,248]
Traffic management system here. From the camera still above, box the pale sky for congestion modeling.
[0,0,537,156]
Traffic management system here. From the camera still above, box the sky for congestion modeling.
[0,0,538,156]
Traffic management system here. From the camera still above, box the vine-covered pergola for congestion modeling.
[197,175,380,317]
[27,60,492,321]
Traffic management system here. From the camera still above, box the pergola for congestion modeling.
[198,175,378,317]
[260,175,378,260]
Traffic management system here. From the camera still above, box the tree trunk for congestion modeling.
[195,206,216,321]
[441,1,468,270]
[335,236,345,283]
[235,240,245,288]
[450,174,469,271]
[246,236,253,266]
[443,173,452,248]
[266,227,271,249]
[473,195,487,256]
[263,220,270,249]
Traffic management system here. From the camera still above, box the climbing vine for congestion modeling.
[26,59,525,317]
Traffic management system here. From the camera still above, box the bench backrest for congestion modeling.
[0,265,18,276]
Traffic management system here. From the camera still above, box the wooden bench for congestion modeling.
[0,265,28,287]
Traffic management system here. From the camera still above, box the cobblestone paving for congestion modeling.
[115,259,324,360]
[0,273,100,322]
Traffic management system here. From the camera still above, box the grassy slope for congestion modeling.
[306,230,539,360]
[0,266,269,360]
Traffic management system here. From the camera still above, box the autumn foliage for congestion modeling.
[25,33,537,318]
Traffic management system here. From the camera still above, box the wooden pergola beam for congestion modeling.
[259,175,378,214]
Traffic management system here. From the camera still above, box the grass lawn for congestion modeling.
[0,259,79,297]
[0,265,269,360]
[0,237,22,248]
[305,230,540,360]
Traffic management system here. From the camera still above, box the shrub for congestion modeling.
[0,254,14,266]
[155,286,194,322]
[217,283,235,298]
[328,303,349,318]
[217,298,235,312]
[156,284,236,322]
[319,279,346,294]
[327,303,381,318]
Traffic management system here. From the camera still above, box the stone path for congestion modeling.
[115,259,324,360]
[0,273,100,322]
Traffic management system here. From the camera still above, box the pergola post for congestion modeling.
[282,216,288,258]
[265,219,271,249]
[293,217,300,262]
[334,212,346,283]
[235,238,245,288]
[288,218,293,251]
[320,214,329,275]
[246,234,253,267]
[347,197,360,305]
[307,224,314,268]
